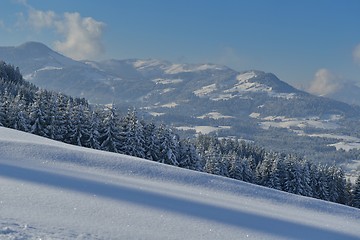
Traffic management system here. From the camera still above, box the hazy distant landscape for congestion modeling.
[1,0,360,239]
[2,42,360,179]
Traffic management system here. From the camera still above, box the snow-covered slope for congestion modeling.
[0,127,359,239]
[2,41,360,175]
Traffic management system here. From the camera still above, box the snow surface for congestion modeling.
[176,125,231,134]
[225,71,271,94]
[132,59,225,75]
[192,71,297,101]
[197,111,234,120]
[1,127,360,239]
[159,102,178,108]
[193,84,217,97]
[259,117,339,131]
[164,63,224,74]
[23,66,63,80]
[253,114,360,151]
[152,78,183,85]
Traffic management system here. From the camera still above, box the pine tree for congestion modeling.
[314,165,330,201]
[0,90,11,127]
[157,125,179,166]
[268,156,285,191]
[64,98,76,143]
[204,142,222,175]
[142,121,160,161]
[219,154,230,177]
[120,109,145,158]
[66,104,91,147]
[344,178,354,206]
[309,164,319,198]
[352,175,360,208]
[12,97,30,132]
[326,166,346,203]
[85,110,101,149]
[300,160,313,197]
[99,105,122,153]
[29,90,48,137]
[256,152,277,187]
[283,155,304,195]
[178,138,201,171]
[229,153,244,181]
[242,156,254,183]
[45,94,58,140]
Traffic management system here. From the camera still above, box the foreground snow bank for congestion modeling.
[0,127,359,239]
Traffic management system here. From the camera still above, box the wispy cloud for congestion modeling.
[353,43,360,65]
[53,12,105,60]
[28,8,56,30]
[308,68,343,96]
[16,1,105,60]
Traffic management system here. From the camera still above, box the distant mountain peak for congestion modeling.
[16,41,53,53]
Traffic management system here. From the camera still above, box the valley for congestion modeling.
[1,42,360,177]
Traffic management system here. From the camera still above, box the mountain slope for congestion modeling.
[0,42,307,105]
[323,82,360,106]
[2,42,360,169]
[0,42,116,102]
[0,127,360,239]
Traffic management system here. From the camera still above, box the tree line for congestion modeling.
[1,60,359,209]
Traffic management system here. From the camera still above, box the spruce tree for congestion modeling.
[85,110,101,149]
[353,175,360,208]
[178,138,201,171]
[99,105,122,153]
[229,153,244,181]
[120,109,145,158]
[157,125,179,166]
[242,156,254,183]
[142,121,160,161]
[29,90,48,137]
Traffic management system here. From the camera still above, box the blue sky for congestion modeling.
[1,0,360,92]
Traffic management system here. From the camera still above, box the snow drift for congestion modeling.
[0,127,359,239]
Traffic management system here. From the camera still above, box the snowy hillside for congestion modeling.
[2,41,360,179]
[0,127,360,239]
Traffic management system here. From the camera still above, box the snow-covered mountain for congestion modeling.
[0,42,302,104]
[0,42,118,102]
[1,126,360,239]
[3,42,360,168]
[321,82,360,106]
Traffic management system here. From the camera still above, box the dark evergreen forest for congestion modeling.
[1,61,360,208]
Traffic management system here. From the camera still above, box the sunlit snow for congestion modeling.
[252,114,360,151]
[152,78,183,85]
[1,127,360,239]
[197,112,234,120]
[193,84,218,97]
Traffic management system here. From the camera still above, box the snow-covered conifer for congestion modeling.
[99,104,122,153]
[352,175,360,208]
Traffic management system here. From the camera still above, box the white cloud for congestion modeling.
[353,43,360,64]
[308,68,342,96]
[28,8,56,30]
[17,3,105,60]
[53,12,105,60]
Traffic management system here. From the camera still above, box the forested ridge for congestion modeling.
[1,61,360,208]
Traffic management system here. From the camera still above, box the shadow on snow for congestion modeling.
[0,163,358,240]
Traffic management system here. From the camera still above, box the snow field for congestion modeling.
[1,127,360,239]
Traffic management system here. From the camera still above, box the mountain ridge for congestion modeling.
[2,41,360,170]
[0,42,302,102]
